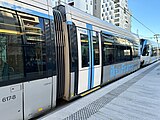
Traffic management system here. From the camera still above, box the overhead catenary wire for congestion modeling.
[114,0,156,35]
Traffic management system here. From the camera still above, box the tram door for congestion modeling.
[77,26,101,94]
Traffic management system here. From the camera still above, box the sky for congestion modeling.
[128,0,160,41]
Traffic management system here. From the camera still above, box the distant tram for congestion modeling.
[140,39,159,66]
[0,1,147,119]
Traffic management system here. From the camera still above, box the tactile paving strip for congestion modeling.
[63,62,160,120]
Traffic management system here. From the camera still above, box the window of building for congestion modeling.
[86,4,88,10]
[106,17,109,20]
[124,7,126,14]
[115,14,120,17]
[114,0,119,4]
[115,23,119,26]
[114,9,119,13]
[114,18,119,22]
[90,1,92,5]
[115,4,119,8]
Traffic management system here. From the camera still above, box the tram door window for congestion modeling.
[0,8,24,82]
[80,34,89,67]
[92,31,100,65]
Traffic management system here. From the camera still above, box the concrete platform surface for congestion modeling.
[39,61,160,120]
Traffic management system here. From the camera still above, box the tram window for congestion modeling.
[20,13,47,78]
[0,9,24,82]
[80,34,89,67]
[93,32,100,65]
[133,44,139,59]
[102,34,115,65]
[152,47,157,56]
[115,45,126,63]
[45,19,56,76]
[125,46,132,61]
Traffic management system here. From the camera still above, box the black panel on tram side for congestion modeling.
[100,33,104,85]
[0,7,56,87]
[53,5,66,22]
[67,24,79,96]
[53,10,65,99]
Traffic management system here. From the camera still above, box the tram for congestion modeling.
[0,0,56,119]
[0,1,141,119]
[140,39,159,66]
[54,5,140,101]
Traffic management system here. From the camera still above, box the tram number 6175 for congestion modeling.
[2,95,16,102]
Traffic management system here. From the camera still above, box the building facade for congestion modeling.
[52,0,131,31]
[93,0,131,31]
[52,0,93,15]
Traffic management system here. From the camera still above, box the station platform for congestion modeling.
[39,61,160,120]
